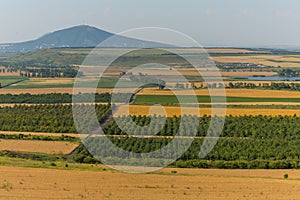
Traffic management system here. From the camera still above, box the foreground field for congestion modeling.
[0,166,299,200]
[0,140,78,154]
[115,105,300,116]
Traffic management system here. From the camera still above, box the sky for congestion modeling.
[1,0,300,47]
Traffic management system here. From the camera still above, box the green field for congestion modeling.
[7,76,159,89]
[7,79,74,89]
[135,95,300,105]
[0,76,26,88]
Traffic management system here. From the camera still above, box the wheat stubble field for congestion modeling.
[115,105,300,117]
[0,140,78,154]
[212,54,300,68]
[140,88,300,98]
[0,166,300,200]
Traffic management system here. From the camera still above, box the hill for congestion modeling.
[0,25,168,55]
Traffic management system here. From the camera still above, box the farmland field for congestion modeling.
[7,77,140,89]
[7,78,74,89]
[173,68,277,77]
[134,94,300,105]
[0,140,78,154]
[0,88,124,94]
[2,0,300,198]
[115,105,300,116]
[1,47,300,199]
[220,71,277,77]
[0,76,26,88]
[0,166,300,200]
[140,88,300,98]
[212,54,300,68]
[0,66,19,76]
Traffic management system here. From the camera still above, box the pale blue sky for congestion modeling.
[1,0,300,47]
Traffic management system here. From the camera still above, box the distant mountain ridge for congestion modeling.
[0,25,169,55]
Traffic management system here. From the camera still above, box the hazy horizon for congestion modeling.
[1,0,300,48]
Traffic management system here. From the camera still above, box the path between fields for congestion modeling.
[0,130,250,140]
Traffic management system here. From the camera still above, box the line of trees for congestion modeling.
[0,133,79,142]
[74,135,300,169]
[0,104,111,133]
[227,81,300,90]
[74,114,300,169]
[1,103,300,169]
[20,66,82,78]
[0,65,82,78]
[0,93,143,104]
[104,115,300,138]
[0,93,111,104]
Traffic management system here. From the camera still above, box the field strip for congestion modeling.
[211,55,300,68]
[0,166,300,199]
[199,102,300,105]
[140,88,300,98]
[0,102,299,108]
[220,71,277,77]
[0,88,124,94]
[0,103,109,107]
[175,70,276,77]
[177,102,300,106]
[115,105,300,116]
[0,140,79,154]
[0,131,79,138]
[169,70,276,77]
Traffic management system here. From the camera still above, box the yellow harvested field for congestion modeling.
[0,140,78,154]
[0,88,75,94]
[173,70,276,77]
[0,66,19,76]
[1,166,300,199]
[28,78,75,83]
[205,48,254,53]
[0,72,19,77]
[115,105,300,117]
[172,67,276,77]
[173,48,258,54]
[203,102,300,105]
[0,88,122,94]
[212,55,300,68]
[224,89,300,98]
[140,88,300,98]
